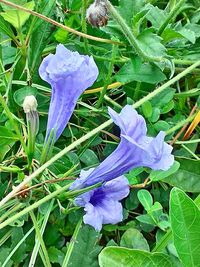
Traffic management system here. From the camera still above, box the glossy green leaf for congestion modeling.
[170,188,200,267]
[99,247,174,267]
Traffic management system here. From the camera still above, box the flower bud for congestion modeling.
[86,0,108,27]
[23,95,39,136]
[23,95,38,113]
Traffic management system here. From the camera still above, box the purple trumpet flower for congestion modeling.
[70,105,174,190]
[75,168,130,231]
[39,44,99,141]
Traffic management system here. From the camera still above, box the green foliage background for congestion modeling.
[0,0,200,266]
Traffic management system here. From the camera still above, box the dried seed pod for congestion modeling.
[86,0,108,27]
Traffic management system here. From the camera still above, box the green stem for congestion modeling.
[0,183,101,229]
[82,0,89,53]
[104,95,122,110]
[158,0,185,36]
[96,44,117,108]
[168,0,176,10]
[134,82,141,100]
[29,211,52,267]
[175,139,200,144]
[166,113,196,135]
[0,202,24,222]
[1,60,200,209]
[29,200,54,267]
[62,218,82,267]
[0,230,12,246]
[2,226,34,267]
[106,1,163,62]
[181,144,200,160]
[192,0,200,7]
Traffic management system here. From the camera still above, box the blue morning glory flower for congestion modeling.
[39,44,99,142]
[70,105,174,189]
[75,168,130,231]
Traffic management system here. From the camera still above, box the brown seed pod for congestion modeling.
[16,185,30,199]
[86,0,109,27]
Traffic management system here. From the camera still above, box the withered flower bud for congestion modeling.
[86,0,108,27]
[23,95,39,136]
[23,95,38,113]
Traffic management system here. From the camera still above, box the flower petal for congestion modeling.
[39,45,99,142]
[70,168,95,190]
[102,176,130,201]
[97,198,123,225]
[147,131,174,170]
[70,105,174,189]
[83,203,103,231]
[108,105,147,139]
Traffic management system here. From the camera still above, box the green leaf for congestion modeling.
[11,228,26,264]
[175,88,200,98]
[68,225,102,267]
[154,120,170,131]
[137,189,153,211]
[0,1,35,29]
[99,247,174,267]
[0,144,13,161]
[31,0,56,33]
[137,29,167,57]
[117,0,146,27]
[120,229,150,251]
[2,46,17,66]
[150,107,160,122]
[178,28,196,44]
[48,246,64,265]
[29,0,56,74]
[146,5,167,29]
[151,87,176,108]
[115,57,166,84]
[164,158,200,192]
[150,161,180,182]
[170,188,200,267]
[0,247,13,267]
[161,28,183,43]
[136,214,155,225]
[142,101,152,118]
[0,0,26,11]
[0,126,18,146]
[0,16,15,39]
[13,86,37,106]
[80,149,99,166]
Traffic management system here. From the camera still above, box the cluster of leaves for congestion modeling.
[0,0,200,266]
